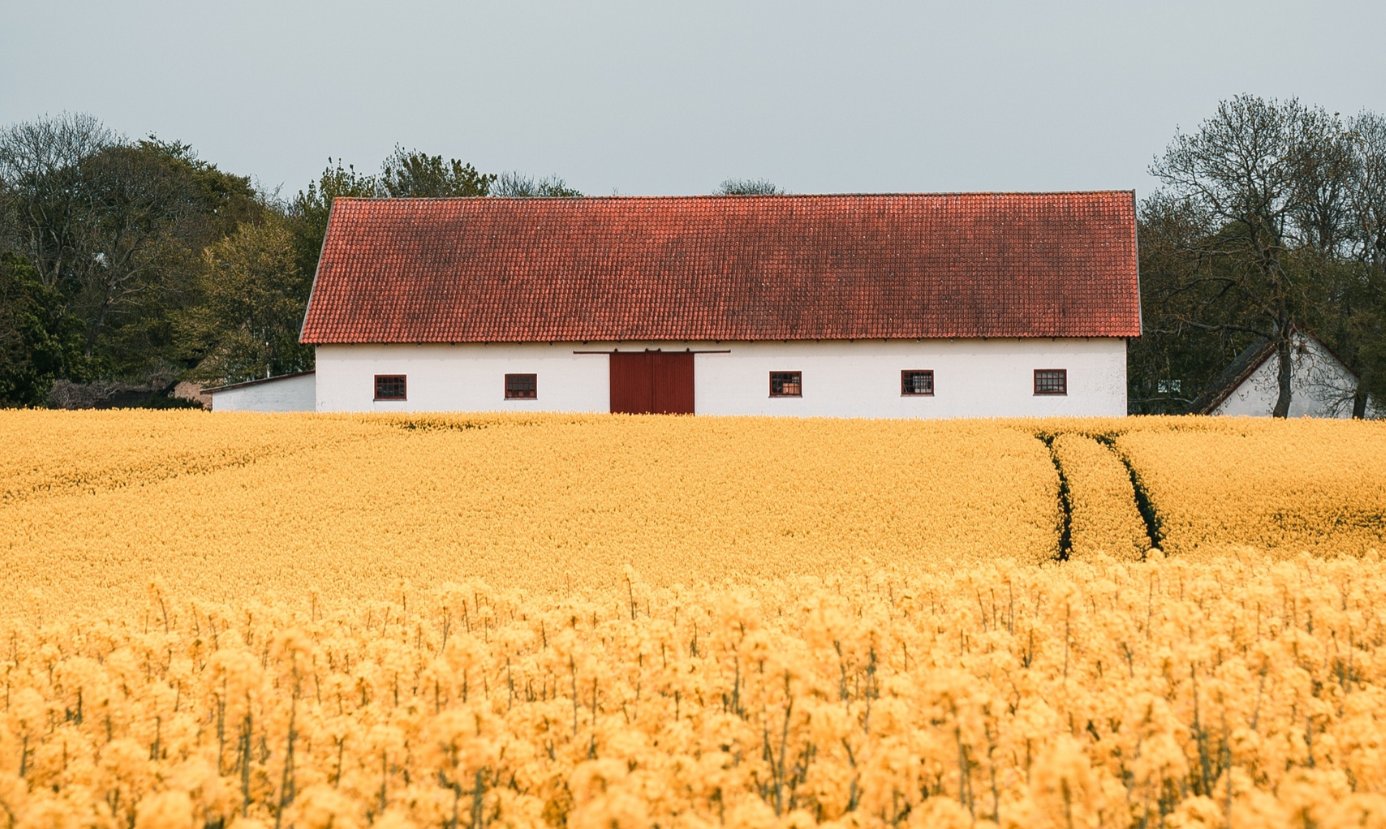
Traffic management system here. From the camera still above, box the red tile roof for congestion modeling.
[301,192,1140,344]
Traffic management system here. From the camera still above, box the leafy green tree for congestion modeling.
[178,214,313,385]
[70,138,260,376]
[0,115,260,384]
[287,158,378,284]
[379,145,495,198]
[1127,197,1252,413]
[0,253,87,405]
[0,113,117,297]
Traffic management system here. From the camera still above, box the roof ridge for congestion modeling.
[332,190,1137,203]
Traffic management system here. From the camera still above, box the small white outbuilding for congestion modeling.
[205,371,316,412]
[1194,332,1379,418]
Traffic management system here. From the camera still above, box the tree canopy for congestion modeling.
[491,171,581,198]
[714,178,784,196]
[379,145,495,198]
[0,115,581,404]
[1134,96,1386,417]
[176,214,313,384]
[0,116,263,394]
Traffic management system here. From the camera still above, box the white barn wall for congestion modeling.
[1213,337,1379,418]
[315,338,1127,417]
[210,373,316,412]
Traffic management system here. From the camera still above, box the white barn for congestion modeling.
[300,192,1142,417]
[1194,332,1380,418]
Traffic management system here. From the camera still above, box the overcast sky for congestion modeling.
[4,1,1384,201]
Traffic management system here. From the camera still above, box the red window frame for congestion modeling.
[374,374,407,401]
[504,373,537,400]
[901,369,935,396]
[1033,369,1067,396]
[769,371,802,397]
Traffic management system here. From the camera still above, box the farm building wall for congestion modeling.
[314,338,1127,417]
[209,372,316,412]
[1212,336,1380,418]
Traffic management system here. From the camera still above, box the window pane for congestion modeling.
[902,370,934,395]
[1034,369,1067,395]
[770,371,802,397]
[505,373,537,399]
[374,374,407,400]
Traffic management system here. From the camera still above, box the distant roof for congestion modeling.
[300,192,1141,344]
[1189,339,1277,414]
[1190,330,1370,415]
[204,370,316,394]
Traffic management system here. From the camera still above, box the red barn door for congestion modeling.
[609,352,654,413]
[609,352,694,414]
[650,352,694,413]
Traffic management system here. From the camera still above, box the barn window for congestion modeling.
[770,371,802,397]
[901,370,934,396]
[374,374,407,401]
[505,373,537,400]
[1034,369,1067,396]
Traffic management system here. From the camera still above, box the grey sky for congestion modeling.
[4,1,1384,202]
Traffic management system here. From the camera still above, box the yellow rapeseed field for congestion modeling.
[1047,433,1149,561]
[1,413,1064,615]
[1112,420,1386,558]
[2,411,1385,828]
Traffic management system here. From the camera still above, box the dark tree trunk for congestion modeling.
[1272,332,1293,418]
[1353,385,1370,419]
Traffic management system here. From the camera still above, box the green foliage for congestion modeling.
[0,117,263,388]
[1129,196,1261,414]
[177,214,313,385]
[288,158,377,282]
[2,112,587,406]
[74,138,262,376]
[379,145,495,198]
[1337,111,1386,411]
[0,253,88,405]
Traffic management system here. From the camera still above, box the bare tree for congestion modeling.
[714,178,784,196]
[1340,112,1386,416]
[1149,95,1350,417]
[490,171,581,197]
[0,113,117,294]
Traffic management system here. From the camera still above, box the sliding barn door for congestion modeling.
[609,352,694,414]
[650,352,694,413]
